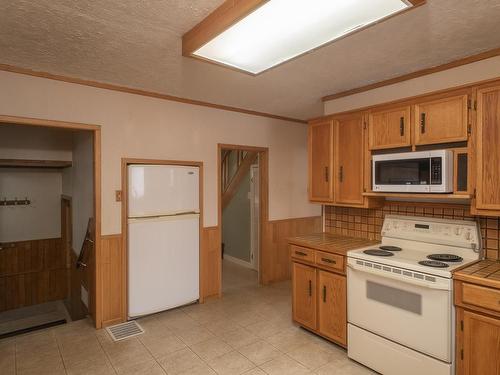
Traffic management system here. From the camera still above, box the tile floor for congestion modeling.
[0,260,375,374]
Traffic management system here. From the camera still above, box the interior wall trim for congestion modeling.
[0,63,306,124]
[321,47,500,102]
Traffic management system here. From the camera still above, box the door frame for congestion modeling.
[217,144,269,287]
[0,114,102,327]
[121,158,205,320]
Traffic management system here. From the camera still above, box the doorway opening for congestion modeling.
[0,116,101,335]
[218,144,268,294]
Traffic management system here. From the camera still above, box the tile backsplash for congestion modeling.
[324,202,499,260]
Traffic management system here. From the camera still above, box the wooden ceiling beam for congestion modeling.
[182,0,268,57]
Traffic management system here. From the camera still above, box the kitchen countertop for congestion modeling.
[288,232,378,256]
[454,259,500,289]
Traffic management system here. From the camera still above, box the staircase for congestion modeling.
[221,149,258,209]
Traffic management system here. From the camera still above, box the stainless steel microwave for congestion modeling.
[372,150,453,193]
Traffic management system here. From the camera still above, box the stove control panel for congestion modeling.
[382,215,480,249]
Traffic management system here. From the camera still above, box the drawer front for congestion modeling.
[290,245,315,263]
[462,283,500,313]
[315,251,344,272]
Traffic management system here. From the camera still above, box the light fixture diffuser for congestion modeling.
[192,0,413,74]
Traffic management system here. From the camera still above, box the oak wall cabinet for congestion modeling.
[472,83,500,216]
[413,94,469,146]
[308,112,379,208]
[308,119,334,202]
[368,105,412,150]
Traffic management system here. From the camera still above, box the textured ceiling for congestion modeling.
[1,0,500,120]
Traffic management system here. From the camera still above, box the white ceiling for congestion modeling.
[1,0,500,120]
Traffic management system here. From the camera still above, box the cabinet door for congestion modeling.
[462,310,500,375]
[476,85,500,211]
[334,114,364,205]
[308,120,334,202]
[368,106,411,150]
[318,270,347,345]
[292,263,317,330]
[414,94,468,145]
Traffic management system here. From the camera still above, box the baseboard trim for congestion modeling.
[224,254,255,270]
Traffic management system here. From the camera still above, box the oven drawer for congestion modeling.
[315,251,344,272]
[290,245,314,263]
[461,283,500,313]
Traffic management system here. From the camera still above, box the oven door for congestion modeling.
[347,259,453,362]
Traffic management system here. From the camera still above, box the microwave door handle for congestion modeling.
[347,263,450,291]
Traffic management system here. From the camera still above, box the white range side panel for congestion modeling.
[128,165,199,217]
[128,214,199,318]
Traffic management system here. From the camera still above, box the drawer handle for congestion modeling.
[321,257,336,264]
[323,285,327,302]
[295,251,308,257]
[308,280,312,297]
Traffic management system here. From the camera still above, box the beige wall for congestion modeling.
[70,131,94,253]
[0,123,72,160]
[324,55,500,115]
[0,168,62,242]
[0,71,320,235]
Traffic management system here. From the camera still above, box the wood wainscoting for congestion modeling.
[201,226,221,299]
[100,234,125,327]
[0,238,69,312]
[261,216,322,284]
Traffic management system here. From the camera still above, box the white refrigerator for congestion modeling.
[127,164,200,318]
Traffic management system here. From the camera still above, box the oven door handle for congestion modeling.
[347,263,451,291]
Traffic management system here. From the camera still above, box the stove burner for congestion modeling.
[427,254,463,262]
[418,260,449,268]
[379,245,402,252]
[363,249,394,257]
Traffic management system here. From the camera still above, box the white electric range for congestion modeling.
[347,215,481,375]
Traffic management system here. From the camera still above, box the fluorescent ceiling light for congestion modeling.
[193,0,412,74]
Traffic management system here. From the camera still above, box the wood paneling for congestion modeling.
[322,47,500,102]
[261,216,322,284]
[201,226,221,299]
[318,270,347,346]
[475,84,500,212]
[414,94,469,145]
[292,262,317,330]
[0,238,69,312]
[101,234,124,327]
[308,120,334,202]
[368,105,411,150]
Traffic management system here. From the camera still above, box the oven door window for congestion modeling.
[375,158,430,185]
[366,281,422,315]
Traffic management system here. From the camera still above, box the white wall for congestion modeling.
[0,71,320,235]
[324,55,500,115]
[0,168,62,242]
[71,131,94,253]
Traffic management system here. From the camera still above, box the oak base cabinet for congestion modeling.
[457,308,500,375]
[292,263,317,330]
[292,259,347,347]
[318,270,347,345]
